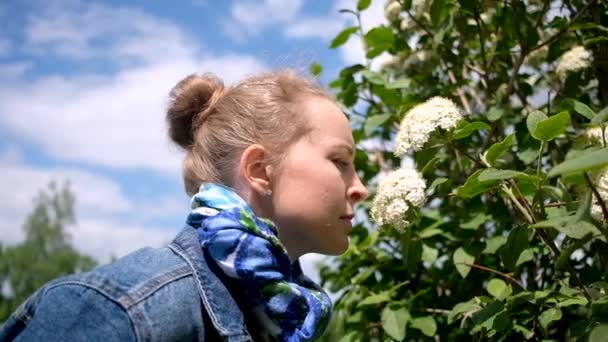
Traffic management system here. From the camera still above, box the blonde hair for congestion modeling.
[166,70,334,196]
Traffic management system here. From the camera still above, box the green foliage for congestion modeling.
[320,0,608,340]
[0,182,97,322]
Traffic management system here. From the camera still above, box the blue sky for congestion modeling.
[0,0,387,275]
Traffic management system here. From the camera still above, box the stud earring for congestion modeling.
[265,189,272,196]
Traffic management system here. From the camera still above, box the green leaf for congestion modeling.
[461,213,489,230]
[330,27,358,48]
[360,69,385,85]
[483,236,507,254]
[548,148,608,177]
[309,62,323,77]
[364,113,391,135]
[421,243,439,263]
[419,224,443,239]
[385,78,411,89]
[517,148,540,164]
[591,106,608,124]
[538,307,562,329]
[357,292,390,307]
[534,111,571,141]
[452,121,491,139]
[567,99,595,120]
[410,316,437,337]
[589,325,608,342]
[478,168,537,182]
[501,227,528,271]
[558,296,588,307]
[471,300,504,326]
[484,134,514,166]
[486,106,505,121]
[513,324,534,339]
[526,110,548,139]
[487,279,512,300]
[585,36,608,46]
[403,238,423,274]
[448,299,481,325]
[421,156,440,175]
[515,247,535,266]
[427,177,448,193]
[338,331,361,342]
[457,169,500,199]
[532,216,603,239]
[381,305,409,341]
[430,0,446,27]
[364,26,395,51]
[357,0,372,11]
[574,190,592,222]
[453,247,475,278]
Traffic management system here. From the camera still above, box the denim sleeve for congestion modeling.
[12,283,137,342]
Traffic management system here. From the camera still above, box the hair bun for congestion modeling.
[166,73,225,149]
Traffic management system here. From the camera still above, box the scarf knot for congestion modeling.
[186,183,332,341]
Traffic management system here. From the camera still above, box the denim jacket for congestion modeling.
[0,225,253,341]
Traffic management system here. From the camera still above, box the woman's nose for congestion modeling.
[347,174,368,204]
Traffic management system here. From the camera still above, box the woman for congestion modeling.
[0,70,368,341]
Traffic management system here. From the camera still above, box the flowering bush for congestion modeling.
[318,0,608,340]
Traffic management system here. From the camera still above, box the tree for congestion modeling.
[0,182,97,322]
[320,0,608,340]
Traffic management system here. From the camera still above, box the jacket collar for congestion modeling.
[169,225,251,341]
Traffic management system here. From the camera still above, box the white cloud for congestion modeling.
[231,0,303,30]
[25,1,194,63]
[68,219,175,263]
[0,153,180,262]
[0,62,32,80]
[284,17,344,40]
[0,38,9,56]
[0,158,133,225]
[0,1,267,176]
[225,0,346,42]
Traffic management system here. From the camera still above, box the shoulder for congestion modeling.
[5,282,137,341]
[3,244,205,341]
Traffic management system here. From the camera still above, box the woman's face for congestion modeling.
[269,96,368,258]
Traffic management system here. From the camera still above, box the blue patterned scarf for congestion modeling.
[186,183,332,341]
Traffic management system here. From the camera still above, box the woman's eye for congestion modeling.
[332,159,350,169]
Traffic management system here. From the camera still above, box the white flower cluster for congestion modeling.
[525,46,549,68]
[384,0,401,21]
[591,168,608,222]
[411,0,430,15]
[400,17,414,30]
[556,46,591,81]
[585,126,608,145]
[371,168,427,229]
[395,96,462,156]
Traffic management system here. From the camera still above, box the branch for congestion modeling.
[472,1,491,96]
[446,70,472,114]
[536,229,593,303]
[584,173,608,221]
[465,263,526,290]
[420,307,451,315]
[502,184,535,224]
[397,0,434,37]
[505,2,591,97]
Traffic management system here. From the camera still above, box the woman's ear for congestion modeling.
[238,144,271,195]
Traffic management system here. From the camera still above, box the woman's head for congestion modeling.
[167,70,368,257]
